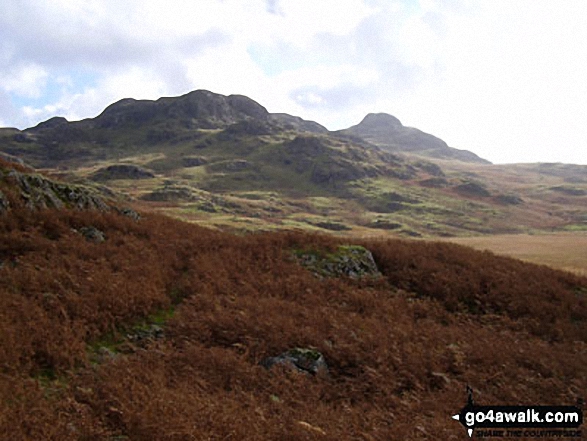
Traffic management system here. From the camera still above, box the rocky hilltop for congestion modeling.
[339,113,490,164]
[2,90,587,237]
[0,90,489,167]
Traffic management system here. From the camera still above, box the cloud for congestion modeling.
[0,0,586,163]
[0,90,19,128]
[265,0,282,15]
[0,64,48,98]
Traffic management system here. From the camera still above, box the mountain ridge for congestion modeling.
[14,89,488,165]
[1,89,586,237]
[338,112,490,164]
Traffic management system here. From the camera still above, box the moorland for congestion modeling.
[1,90,586,440]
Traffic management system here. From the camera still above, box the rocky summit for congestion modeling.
[339,112,490,164]
[1,89,587,238]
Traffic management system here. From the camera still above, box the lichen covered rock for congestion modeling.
[294,245,381,279]
[5,170,111,211]
[261,348,328,375]
[78,226,106,243]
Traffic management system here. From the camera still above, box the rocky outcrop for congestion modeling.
[91,164,155,181]
[261,348,328,376]
[79,226,106,243]
[340,113,490,164]
[116,207,141,221]
[294,245,381,279]
[5,170,111,210]
[182,156,208,167]
[94,90,270,130]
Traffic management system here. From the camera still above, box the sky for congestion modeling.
[1,0,586,165]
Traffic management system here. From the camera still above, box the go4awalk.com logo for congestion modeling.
[452,387,583,438]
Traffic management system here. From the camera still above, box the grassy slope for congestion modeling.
[3,113,587,238]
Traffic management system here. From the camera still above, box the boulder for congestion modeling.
[125,324,164,348]
[295,245,381,279]
[79,226,106,243]
[261,348,328,376]
[117,207,141,221]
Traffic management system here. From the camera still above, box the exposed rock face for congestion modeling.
[79,226,106,243]
[261,348,328,376]
[295,245,381,279]
[91,164,155,181]
[5,170,110,210]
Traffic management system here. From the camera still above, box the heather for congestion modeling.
[0,197,585,439]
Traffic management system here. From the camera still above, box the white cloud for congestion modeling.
[1,64,48,98]
[0,0,586,164]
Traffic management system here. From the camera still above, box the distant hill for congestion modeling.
[338,113,490,164]
[2,90,587,237]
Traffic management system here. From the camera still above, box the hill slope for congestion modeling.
[1,90,587,237]
[0,162,585,439]
[338,113,490,164]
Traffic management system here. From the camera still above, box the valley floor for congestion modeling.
[445,232,587,276]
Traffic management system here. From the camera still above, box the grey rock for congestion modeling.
[6,170,111,211]
[117,207,141,221]
[295,245,382,279]
[182,156,208,167]
[79,226,106,243]
[127,324,164,343]
[261,348,328,376]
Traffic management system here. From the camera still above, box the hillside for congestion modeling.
[1,159,586,439]
[337,113,490,164]
[1,90,587,238]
